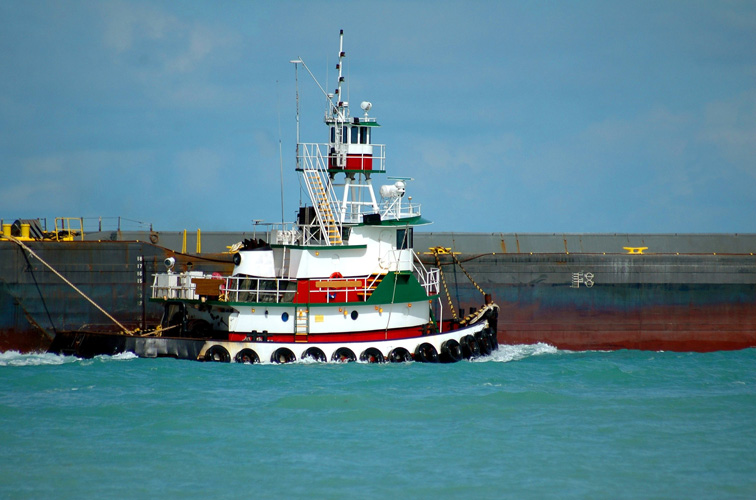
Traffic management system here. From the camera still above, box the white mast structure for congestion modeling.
[291,30,392,245]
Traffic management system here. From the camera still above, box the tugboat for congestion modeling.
[49,30,499,363]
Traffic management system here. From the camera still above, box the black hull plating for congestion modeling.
[48,331,207,360]
[0,240,232,352]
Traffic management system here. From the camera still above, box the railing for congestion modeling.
[222,276,297,303]
[298,142,386,174]
[151,272,204,300]
[378,197,422,222]
[0,216,153,239]
[413,251,439,295]
[151,273,391,304]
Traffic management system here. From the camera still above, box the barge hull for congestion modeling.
[424,251,756,352]
[2,232,755,353]
[0,240,232,353]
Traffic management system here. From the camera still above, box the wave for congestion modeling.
[479,342,558,363]
[0,350,79,367]
[0,343,558,367]
[106,351,139,361]
[0,350,141,367]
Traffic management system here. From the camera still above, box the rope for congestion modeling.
[429,246,497,325]
[448,251,486,296]
[459,302,499,327]
[431,248,457,320]
[136,323,181,337]
[385,268,399,340]
[6,235,133,335]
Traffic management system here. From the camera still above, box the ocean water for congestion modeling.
[1,346,754,499]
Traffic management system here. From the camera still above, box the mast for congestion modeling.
[295,30,419,245]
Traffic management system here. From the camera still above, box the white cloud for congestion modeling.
[101,1,174,53]
[99,1,239,76]
[700,91,756,180]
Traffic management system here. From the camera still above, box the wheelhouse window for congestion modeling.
[360,127,370,144]
[350,126,359,144]
[396,228,413,250]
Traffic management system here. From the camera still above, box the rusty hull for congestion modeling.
[429,252,756,352]
[0,240,233,353]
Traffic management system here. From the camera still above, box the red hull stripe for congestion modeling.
[228,324,464,344]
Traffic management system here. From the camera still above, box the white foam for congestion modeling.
[0,351,79,367]
[477,342,558,363]
[103,351,139,361]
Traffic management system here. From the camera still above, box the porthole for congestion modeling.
[351,310,358,320]
[281,312,289,322]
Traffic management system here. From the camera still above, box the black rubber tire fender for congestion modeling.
[460,335,480,359]
[271,348,296,364]
[302,347,327,362]
[440,339,462,363]
[234,348,260,364]
[205,345,230,362]
[359,347,385,363]
[414,342,439,363]
[387,347,412,363]
[331,347,356,363]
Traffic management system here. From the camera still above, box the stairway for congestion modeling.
[356,273,385,301]
[303,169,342,245]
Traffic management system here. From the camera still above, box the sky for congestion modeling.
[1,0,755,234]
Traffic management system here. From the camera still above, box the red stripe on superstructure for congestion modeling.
[293,277,370,304]
[328,154,373,171]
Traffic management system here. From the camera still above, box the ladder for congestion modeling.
[357,273,385,301]
[295,306,309,342]
[303,168,342,245]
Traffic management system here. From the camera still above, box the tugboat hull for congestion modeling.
[47,321,495,364]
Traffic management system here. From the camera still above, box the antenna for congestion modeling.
[289,59,301,169]
[336,29,345,108]
[277,80,285,228]
[290,57,340,120]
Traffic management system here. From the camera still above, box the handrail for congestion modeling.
[151,272,389,304]
[412,250,439,295]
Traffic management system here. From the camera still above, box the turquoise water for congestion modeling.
[1,346,755,499]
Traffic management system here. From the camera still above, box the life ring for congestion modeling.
[328,272,343,300]
[149,233,159,244]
